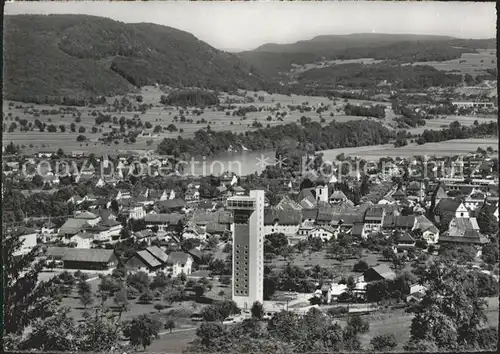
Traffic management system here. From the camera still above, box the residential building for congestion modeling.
[58,218,89,238]
[263,207,302,236]
[413,215,440,244]
[227,190,265,310]
[130,206,146,220]
[167,252,193,277]
[144,213,184,232]
[329,190,348,204]
[310,226,336,242]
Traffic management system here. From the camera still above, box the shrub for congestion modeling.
[371,334,397,351]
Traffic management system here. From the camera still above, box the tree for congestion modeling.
[80,289,94,309]
[151,271,168,290]
[382,246,395,260]
[477,204,499,235]
[20,308,79,351]
[164,319,176,333]
[264,233,288,255]
[123,314,161,350]
[154,303,165,313]
[166,123,178,132]
[138,290,154,304]
[408,261,488,350]
[3,234,62,337]
[268,311,301,343]
[194,322,227,351]
[251,301,264,320]
[482,242,499,265]
[353,260,369,272]
[79,126,86,133]
[371,334,397,351]
[193,284,206,298]
[113,285,129,316]
[127,271,150,292]
[346,314,369,334]
[264,277,277,300]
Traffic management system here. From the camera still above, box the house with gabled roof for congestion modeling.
[145,213,184,232]
[413,215,439,244]
[126,249,164,274]
[329,190,348,204]
[264,207,302,236]
[185,188,200,202]
[73,211,101,226]
[394,231,415,251]
[156,198,186,213]
[167,252,193,277]
[310,225,337,242]
[65,232,93,249]
[67,195,84,205]
[58,218,89,238]
[45,247,118,270]
[364,264,396,282]
[465,190,487,211]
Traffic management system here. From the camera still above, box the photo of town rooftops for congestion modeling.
[2,1,498,353]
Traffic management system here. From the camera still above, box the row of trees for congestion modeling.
[157,119,393,158]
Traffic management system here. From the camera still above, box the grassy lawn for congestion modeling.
[61,274,231,327]
[269,249,390,280]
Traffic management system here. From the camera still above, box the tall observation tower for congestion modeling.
[226,190,265,309]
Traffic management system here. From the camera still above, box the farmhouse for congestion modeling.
[363,264,396,282]
[45,247,118,271]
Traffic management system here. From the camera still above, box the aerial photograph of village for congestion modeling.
[2,1,498,353]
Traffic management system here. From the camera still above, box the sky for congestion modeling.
[5,1,496,51]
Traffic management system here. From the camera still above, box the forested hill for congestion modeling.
[157,120,393,158]
[239,34,496,79]
[4,15,268,103]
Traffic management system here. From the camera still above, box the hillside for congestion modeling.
[4,15,268,103]
[239,33,497,79]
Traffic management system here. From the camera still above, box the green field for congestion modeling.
[3,85,496,157]
[2,86,388,154]
[410,50,497,75]
[320,138,498,161]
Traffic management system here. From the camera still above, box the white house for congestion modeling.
[310,226,336,242]
[167,252,193,277]
[115,190,131,200]
[67,232,93,249]
[160,189,176,201]
[100,219,123,238]
[130,206,146,220]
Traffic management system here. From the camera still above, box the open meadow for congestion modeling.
[320,138,499,161]
[3,85,496,158]
[410,50,497,75]
[3,86,387,155]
